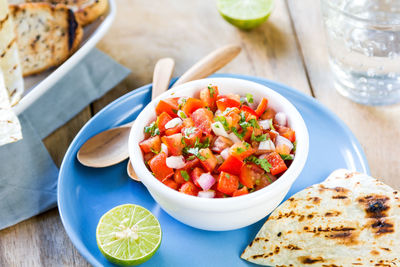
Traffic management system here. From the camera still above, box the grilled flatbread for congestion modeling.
[241,169,400,266]
[0,69,22,145]
[9,2,83,76]
[0,0,24,106]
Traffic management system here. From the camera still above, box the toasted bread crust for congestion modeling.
[23,0,108,26]
[10,3,83,76]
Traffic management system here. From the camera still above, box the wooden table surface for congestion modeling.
[1,0,399,265]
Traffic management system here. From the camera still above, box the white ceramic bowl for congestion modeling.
[129,78,309,231]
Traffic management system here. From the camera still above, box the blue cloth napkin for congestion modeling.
[0,48,130,230]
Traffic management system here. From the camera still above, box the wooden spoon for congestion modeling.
[77,58,175,168]
[127,44,241,181]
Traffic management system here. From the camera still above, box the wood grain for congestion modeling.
[286,0,400,188]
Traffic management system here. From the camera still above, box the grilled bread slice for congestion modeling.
[0,0,24,105]
[22,0,108,26]
[10,3,83,76]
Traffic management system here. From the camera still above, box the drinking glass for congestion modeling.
[321,0,400,105]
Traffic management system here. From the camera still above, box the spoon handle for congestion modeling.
[152,58,175,99]
[172,44,241,87]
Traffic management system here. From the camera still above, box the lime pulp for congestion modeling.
[96,204,162,266]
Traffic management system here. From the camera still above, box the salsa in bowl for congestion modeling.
[129,78,308,230]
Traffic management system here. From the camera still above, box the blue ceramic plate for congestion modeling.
[58,74,370,267]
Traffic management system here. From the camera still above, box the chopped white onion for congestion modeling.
[258,119,271,129]
[197,173,215,191]
[220,148,230,160]
[228,132,241,144]
[198,190,215,198]
[211,122,229,137]
[161,143,168,155]
[275,135,294,151]
[275,112,287,126]
[165,118,182,129]
[166,155,185,169]
[216,155,224,165]
[177,110,187,119]
[258,139,275,151]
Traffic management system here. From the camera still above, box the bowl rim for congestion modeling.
[129,77,309,211]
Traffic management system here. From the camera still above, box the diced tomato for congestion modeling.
[182,98,204,115]
[148,153,174,181]
[216,95,241,111]
[229,142,256,160]
[155,98,179,117]
[179,182,199,196]
[217,172,239,196]
[218,155,244,176]
[275,144,291,155]
[182,158,200,171]
[199,86,219,109]
[191,108,213,134]
[211,136,233,153]
[224,108,241,128]
[139,135,161,154]
[181,127,202,146]
[260,107,276,120]
[165,123,183,136]
[276,126,296,142]
[240,163,264,188]
[255,173,276,191]
[255,98,268,117]
[199,148,217,172]
[157,112,172,133]
[263,152,287,175]
[232,186,249,197]
[182,118,194,128]
[161,133,184,156]
[267,130,278,143]
[191,167,205,187]
[241,126,253,142]
[144,152,155,162]
[163,179,179,190]
[241,105,258,118]
[174,170,187,184]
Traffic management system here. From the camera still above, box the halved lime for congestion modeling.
[96,204,162,266]
[217,0,274,30]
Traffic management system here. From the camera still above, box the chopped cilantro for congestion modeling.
[231,127,245,140]
[226,174,230,178]
[269,119,276,131]
[214,116,230,131]
[244,142,251,149]
[186,147,206,160]
[144,121,160,136]
[180,170,190,181]
[172,108,178,114]
[239,111,246,123]
[245,155,272,173]
[248,119,260,129]
[280,154,294,160]
[238,183,244,189]
[246,93,254,104]
[293,141,297,153]
[208,85,215,98]
[150,148,160,154]
[177,110,187,119]
[236,147,245,154]
[251,132,267,142]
